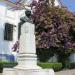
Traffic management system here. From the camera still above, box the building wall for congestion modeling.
[0,5,9,55]
[5,10,19,53]
[0,5,20,61]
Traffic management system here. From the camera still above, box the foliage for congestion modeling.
[36,48,54,62]
[55,47,75,59]
[68,62,75,69]
[69,26,75,41]
[2,61,18,68]
[61,62,75,69]
[31,0,75,51]
[12,41,19,52]
[30,1,75,63]
[54,47,75,67]
[0,61,18,73]
[38,62,62,71]
[0,62,3,73]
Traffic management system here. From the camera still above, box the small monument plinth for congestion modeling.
[3,10,55,75]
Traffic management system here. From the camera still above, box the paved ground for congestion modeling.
[1,69,75,75]
[0,73,2,75]
[56,69,75,75]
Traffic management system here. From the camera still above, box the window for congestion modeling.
[4,23,13,41]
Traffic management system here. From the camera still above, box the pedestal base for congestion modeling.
[3,68,55,75]
[15,53,41,69]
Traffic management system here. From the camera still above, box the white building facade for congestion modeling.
[0,5,21,61]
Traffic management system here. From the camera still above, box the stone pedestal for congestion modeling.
[3,22,55,75]
[15,22,41,69]
[3,68,55,75]
[3,68,15,75]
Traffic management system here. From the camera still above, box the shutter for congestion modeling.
[4,23,13,41]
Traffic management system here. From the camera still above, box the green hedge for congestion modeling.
[68,62,75,69]
[0,62,3,73]
[2,62,18,68]
[37,62,62,72]
[0,62,62,73]
[0,62,18,73]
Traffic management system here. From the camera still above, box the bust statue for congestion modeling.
[20,10,33,23]
[18,9,34,39]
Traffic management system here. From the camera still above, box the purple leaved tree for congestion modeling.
[31,0,75,50]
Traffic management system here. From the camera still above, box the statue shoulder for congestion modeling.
[21,15,33,22]
[20,16,28,22]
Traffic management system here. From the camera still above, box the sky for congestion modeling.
[0,0,75,12]
[61,0,75,12]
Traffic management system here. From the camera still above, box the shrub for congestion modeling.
[2,62,18,68]
[37,62,62,72]
[68,62,75,69]
[36,48,54,62]
[0,61,18,73]
[0,62,3,73]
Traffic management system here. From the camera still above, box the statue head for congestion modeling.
[25,10,31,18]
